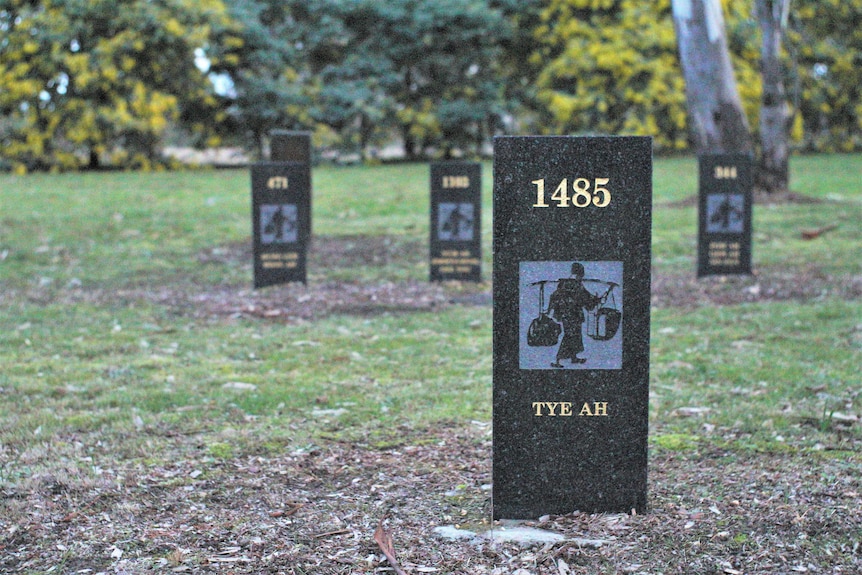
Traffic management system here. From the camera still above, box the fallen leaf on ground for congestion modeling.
[374,518,408,575]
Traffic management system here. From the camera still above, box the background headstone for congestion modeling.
[270,130,311,163]
[493,136,652,519]
[697,154,753,276]
[251,162,310,287]
[429,162,482,282]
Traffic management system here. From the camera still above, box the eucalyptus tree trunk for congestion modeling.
[672,0,753,154]
[755,0,791,194]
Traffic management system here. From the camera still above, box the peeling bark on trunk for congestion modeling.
[672,0,753,154]
[755,0,791,194]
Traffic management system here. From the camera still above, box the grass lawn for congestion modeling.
[0,153,860,574]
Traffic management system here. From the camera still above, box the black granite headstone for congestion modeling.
[429,162,482,282]
[270,130,311,163]
[697,154,753,276]
[493,136,652,519]
[251,162,310,287]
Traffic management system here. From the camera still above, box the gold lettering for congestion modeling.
[577,402,610,416]
[267,176,289,189]
[532,402,574,416]
[534,401,608,417]
[707,238,742,266]
[261,250,300,269]
[714,166,738,179]
[572,178,591,207]
[431,258,481,266]
[534,401,606,416]
[532,178,612,208]
[261,252,298,261]
[442,175,470,188]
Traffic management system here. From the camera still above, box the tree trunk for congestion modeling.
[359,114,373,161]
[755,0,791,194]
[402,126,418,161]
[88,147,101,170]
[255,128,265,161]
[672,0,753,154]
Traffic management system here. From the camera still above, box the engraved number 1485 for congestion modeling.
[532,178,611,208]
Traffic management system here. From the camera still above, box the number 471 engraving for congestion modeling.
[532,178,611,208]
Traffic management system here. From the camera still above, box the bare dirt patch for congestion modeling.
[651,265,862,309]
[198,235,428,271]
[2,425,860,573]
[48,236,457,321]
[39,235,861,323]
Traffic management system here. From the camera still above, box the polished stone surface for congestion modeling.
[429,161,482,282]
[270,130,311,163]
[493,136,652,519]
[251,162,310,287]
[697,153,753,276]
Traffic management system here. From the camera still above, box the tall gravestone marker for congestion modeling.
[251,131,312,287]
[270,130,311,163]
[429,162,482,282]
[697,153,753,276]
[493,136,652,519]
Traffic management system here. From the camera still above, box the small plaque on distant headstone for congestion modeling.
[697,154,753,276]
[493,136,652,519]
[251,162,310,287]
[430,162,482,282]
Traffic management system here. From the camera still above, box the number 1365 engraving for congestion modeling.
[532,178,611,208]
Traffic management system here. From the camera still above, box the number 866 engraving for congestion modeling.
[531,178,611,208]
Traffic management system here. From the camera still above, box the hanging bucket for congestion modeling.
[591,307,621,341]
[527,313,561,347]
